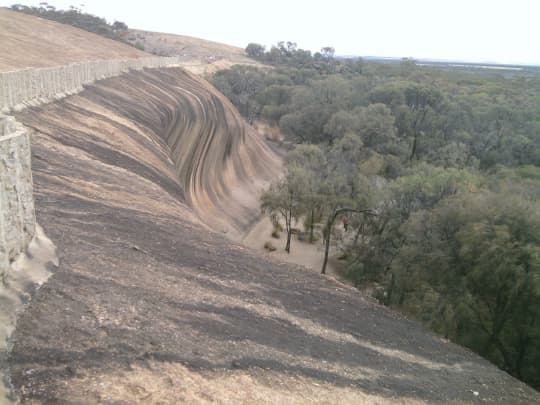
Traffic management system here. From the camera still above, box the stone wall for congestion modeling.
[0,56,182,112]
[0,115,34,279]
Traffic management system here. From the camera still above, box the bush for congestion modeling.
[264,241,277,251]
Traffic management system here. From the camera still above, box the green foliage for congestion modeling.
[391,182,540,388]
[246,43,265,58]
[260,166,307,253]
[212,66,266,122]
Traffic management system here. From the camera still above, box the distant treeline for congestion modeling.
[10,3,136,47]
[246,41,363,75]
[212,43,540,390]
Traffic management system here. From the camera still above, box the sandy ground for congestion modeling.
[0,224,57,403]
[241,216,345,280]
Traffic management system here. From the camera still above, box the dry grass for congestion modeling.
[0,8,148,71]
[121,29,247,59]
[62,361,426,405]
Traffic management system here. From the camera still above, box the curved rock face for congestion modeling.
[154,69,281,238]
[17,67,281,238]
[8,67,539,403]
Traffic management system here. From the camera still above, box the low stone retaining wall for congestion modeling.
[0,56,182,112]
[0,116,34,280]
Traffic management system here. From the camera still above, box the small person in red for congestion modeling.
[342,214,349,232]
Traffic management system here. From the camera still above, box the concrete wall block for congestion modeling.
[0,116,35,279]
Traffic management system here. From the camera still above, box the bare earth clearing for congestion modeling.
[1,9,539,404]
[241,216,348,282]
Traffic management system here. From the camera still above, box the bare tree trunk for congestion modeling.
[385,272,396,306]
[309,209,315,243]
[321,208,375,275]
[321,209,340,275]
[409,131,418,161]
[322,228,332,274]
[285,210,292,253]
[352,221,364,248]
[285,229,292,253]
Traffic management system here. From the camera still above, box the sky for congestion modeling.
[1,0,539,65]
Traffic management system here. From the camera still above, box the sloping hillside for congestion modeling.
[123,29,247,59]
[121,29,260,74]
[0,7,258,76]
[7,68,538,404]
[0,8,149,71]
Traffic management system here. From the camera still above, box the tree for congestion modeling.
[384,173,540,388]
[400,58,417,76]
[246,43,265,58]
[261,167,306,253]
[287,145,327,242]
[327,132,369,201]
[323,110,356,142]
[211,66,265,122]
[112,21,128,31]
[321,46,335,59]
[396,84,443,161]
[354,104,400,154]
[321,208,375,274]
